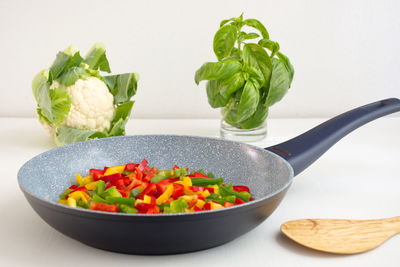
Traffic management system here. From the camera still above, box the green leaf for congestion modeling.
[206,80,230,108]
[103,73,138,104]
[55,126,97,146]
[258,39,280,56]
[238,100,269,129]
[213,25,238,61]
[49,52,71,82]
[107,101,134,136]
[238,32,260,42]
[49,88,71,125]
[32,70,53,122]
[236,79,260,122]
[242,43,272,88]
[84,43,111,73]
[266,57,293,106]
[277,52,294,83]
[243,19,269,39]
[218,71,245,98]
[58,67,87,86]
[195,59,241,84]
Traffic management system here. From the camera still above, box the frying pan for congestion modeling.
[18,98,400,255]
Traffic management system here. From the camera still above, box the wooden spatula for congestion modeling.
[280,217,400,254]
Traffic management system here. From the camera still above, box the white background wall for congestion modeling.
[0,0,399,119]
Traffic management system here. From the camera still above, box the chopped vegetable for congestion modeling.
[32,43,139,146]
[58,159,253,213]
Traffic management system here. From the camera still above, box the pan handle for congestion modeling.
[265,98,400,176]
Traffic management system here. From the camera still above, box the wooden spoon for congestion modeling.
[280,217,400,254]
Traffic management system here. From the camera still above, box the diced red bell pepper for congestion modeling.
[115,178,125,189]
[171,183,184,199]
[135,167,143,180]
[193,206,203,212]
[138,159,149,171]
[196,193,205,201]
[118,190,131,198]
[135,203,159,214]
[235,198,246,205]
[123,177,131,186]
[188,172,208,178]
[89,202,118,212]
[125,163,139,172]
[105,183,113,189]
[70,186,87,193]
[125,178,142,191]
[224,202,235,207]
[172,164,180,170]
[232,185,250,193]
[68,184,79,190]
[102,173,122,184]
[143,167,158,182]
[137,183,157,199]
[90,168,105,181]
[156,182,170,196]
[189,186,215,193]
[203,202,212,210]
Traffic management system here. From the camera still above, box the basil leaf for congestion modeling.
[238,32,259,43]
[243,19,269,39]
[238,100,269,129]
[266,57,292,106]
[236,79,260,122]
[195,59,241,84]
[213,25,237,61]
[206,80,230,108]
[258,39,280,57]
[242,43,272,87]
[84,43,111,73]
[277,52,295,83]
[49,88,71,125]
[104,73,138,104]
[219,72,245,98]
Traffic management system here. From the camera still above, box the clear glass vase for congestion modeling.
[220,119,267,142]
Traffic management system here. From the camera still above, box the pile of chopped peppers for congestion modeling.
[58,159,253,214]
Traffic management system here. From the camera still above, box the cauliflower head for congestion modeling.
[32,43,138,146]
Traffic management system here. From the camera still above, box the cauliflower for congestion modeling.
[51,77,115,131]
[32,43,138,146]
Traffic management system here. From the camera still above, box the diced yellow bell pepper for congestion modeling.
[210,202,224,210]
[135,199,144,205]
[156,184,174,205]
[76,174,84,186]
[69,191,89,203]
[104,165,126,176]
[67,197,76,207]
[195,199,205,209]
[143,195,152,204]
[199,189,211,198]
[85,181,98,190]
[185,208,194,213]
[212,185,219,194]
[58,199,68,205]
[175,176,193,195]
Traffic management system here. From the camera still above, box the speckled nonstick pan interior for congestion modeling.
[18,98,400,254]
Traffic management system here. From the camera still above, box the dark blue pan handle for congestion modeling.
[265,98,400,176]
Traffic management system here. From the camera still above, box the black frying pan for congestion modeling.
[18,98,400,254]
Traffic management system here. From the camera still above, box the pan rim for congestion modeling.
[18,134,294,218]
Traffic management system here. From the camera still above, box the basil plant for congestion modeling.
[195,14,294,129]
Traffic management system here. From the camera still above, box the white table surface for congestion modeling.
[1,117,399,267]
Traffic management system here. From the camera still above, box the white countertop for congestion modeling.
[1,117,399,267]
